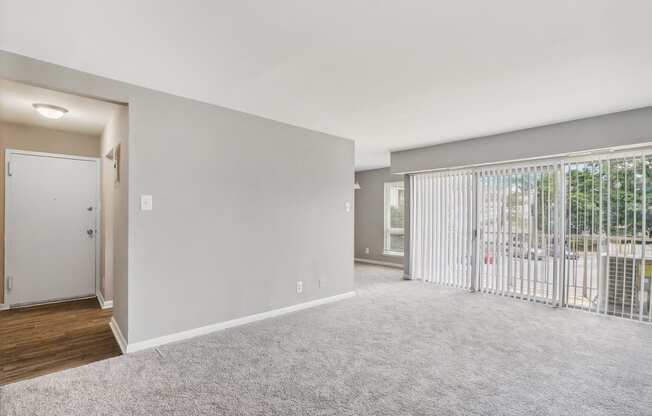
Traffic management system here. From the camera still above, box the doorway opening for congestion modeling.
[0,78,127,384]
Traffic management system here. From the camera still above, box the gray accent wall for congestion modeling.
[354,168,404,267]
[391,106,652,174]
[0,50,354,344]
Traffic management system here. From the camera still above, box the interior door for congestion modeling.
[5,150,98,306]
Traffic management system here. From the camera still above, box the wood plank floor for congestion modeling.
[0,298,122,385]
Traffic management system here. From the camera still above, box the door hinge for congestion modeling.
[7,161,12,177]
[6,276,13,291]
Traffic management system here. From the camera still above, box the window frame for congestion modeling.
[383,181,405,257]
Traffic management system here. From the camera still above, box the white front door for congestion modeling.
[5,150,98,306]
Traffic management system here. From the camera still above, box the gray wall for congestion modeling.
[392,106,652,174]
[354,168,404,266]
[0,50,354,344]
[130,91,353,343]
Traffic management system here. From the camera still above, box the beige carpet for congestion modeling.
[2,264,652,415]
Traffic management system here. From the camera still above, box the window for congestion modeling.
[384,181,405,256]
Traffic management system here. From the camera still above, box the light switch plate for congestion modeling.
[141,194,153,211]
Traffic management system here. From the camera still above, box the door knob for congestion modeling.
[87,229,94,237]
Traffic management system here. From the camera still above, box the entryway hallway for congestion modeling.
[0,298,121,385]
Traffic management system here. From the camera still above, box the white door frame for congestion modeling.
[4,148,101,307]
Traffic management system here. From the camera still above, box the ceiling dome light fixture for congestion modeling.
[32,103,68,119]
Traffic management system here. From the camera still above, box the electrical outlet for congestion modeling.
[365,247,370,254]
[318,279,321,288]
[296,281,303,294]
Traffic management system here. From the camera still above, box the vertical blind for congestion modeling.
[410,170,474,289]
[476,163,564,305]
[409,150,652,322]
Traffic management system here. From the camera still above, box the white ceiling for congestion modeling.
[0,79,120,136]
[2,1,652,170]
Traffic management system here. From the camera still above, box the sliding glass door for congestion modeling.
[409,149,652,322]
[476,163,564,305]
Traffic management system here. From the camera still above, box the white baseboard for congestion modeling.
[96,290,113,309]
[109,316,128,354]
[124,291,357,354]
[0,303,9,311]
[354,258,404,269]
